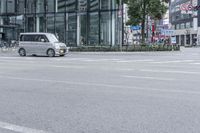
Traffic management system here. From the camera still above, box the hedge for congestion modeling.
[69,44,180,52]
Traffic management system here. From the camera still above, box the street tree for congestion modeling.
[126,0,168,43]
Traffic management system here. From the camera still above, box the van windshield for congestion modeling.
[48,34,59,43]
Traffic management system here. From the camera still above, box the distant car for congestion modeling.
[18,33,68,57]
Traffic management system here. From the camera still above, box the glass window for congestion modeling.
[0,0,15,14]
[36,14,45,32]
[89,0,99,11]
[115,11,120,45]
[26,0,36,14]
[25,15,35,32]
[101,0,111,10]
[36,0,45,13]
[47,14,55,33]
[55,13,65,43]
[78,0,87,11]
[186,22,190,29]
[7,0,15,14]
[47,34,59,42]
[66,13,77,46]
[176,35,179,44]
[88,12,99,45]
[22,35,36,41]
[112,0,118,9]
[57,0,66,12]
[16,15,24,34]
[47,0,55,12]
[172,25,175,30]
[38,35,49,42]
[100,12,111,45]
[66,0,77,12]
[18,0,25,14]
[79,13,87,45]
[191,21,193,28]
[181,23,185,29]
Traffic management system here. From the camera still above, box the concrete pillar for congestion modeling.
[190,34,192,46]
[77,15,80,46]
[197,27,200,46]
[184,34,187,46]
[0,18,3,32]
[55,0,58,12]
[36,17,40,32]
[111,10,115,46]
[108,13,112,45]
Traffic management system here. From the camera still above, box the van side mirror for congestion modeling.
[41,39,45,42]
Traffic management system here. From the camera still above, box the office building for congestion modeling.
[0,0,121,46]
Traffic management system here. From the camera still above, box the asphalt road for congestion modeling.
[0,47,200,133]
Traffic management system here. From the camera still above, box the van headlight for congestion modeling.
[55,44,60,49]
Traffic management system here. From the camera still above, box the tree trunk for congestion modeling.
[141,19,145,44]
[141,0,146,44]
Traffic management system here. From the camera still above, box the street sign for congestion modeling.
[130,26,141,30]
[161,29,174,36]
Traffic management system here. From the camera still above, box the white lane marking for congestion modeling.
[117,68,200,75]
[0,61,85,69]
[52,65,85,69]
[150,60,195,64]
[115,59,154,63]
[117,68,136,71]
[1,75,200,95]
[190,63,200,65]
[0,57,19,59]
[140,69,200,75]
[0,121,48,133]
[122,75,175,81]
[83,59,120,62]
[0,57,37,60]
[62,58,91,61]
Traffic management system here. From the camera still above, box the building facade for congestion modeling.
[0,0,121,47]
[170,0,198,46]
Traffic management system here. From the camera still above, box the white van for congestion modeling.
[18,33,68,57]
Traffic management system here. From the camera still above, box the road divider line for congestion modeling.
[140,69,200,75]
[122,75,175,81]
[190,63,200,65]
[150,60,195,64]
[52,65,85,69]
[0,121,49,133]
[115,59,154,63]
[1,75,200,95]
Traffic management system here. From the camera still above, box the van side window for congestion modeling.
[20,35,49,42]
[23,35,36,42]
[38,35,49,42]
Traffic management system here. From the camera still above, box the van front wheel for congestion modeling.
[19,48,26,56]
[47,49,55,57]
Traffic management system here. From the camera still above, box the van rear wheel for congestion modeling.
[47,49,55,57]
[19,48,26,56]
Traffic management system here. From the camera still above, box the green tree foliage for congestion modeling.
[126,0,168,43]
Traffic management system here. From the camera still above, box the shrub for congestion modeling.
[69,44,180,52]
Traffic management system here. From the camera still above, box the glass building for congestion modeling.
[0,0,121,46]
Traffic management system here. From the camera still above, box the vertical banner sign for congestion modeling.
[192,0,198,31]
[171,36,176,44]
